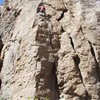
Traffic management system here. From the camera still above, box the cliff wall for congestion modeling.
[0,0,100,100]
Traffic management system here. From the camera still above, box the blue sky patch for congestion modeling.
[0,0,4,5]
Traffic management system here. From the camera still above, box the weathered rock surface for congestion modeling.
[0,0,100,100]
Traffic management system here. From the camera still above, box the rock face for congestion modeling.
[0,0,100,100]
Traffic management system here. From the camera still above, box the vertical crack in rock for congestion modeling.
[77,26,100,99]
[69,36,75,50]
[73,55,82,82]
[0,37,3,95]
[80,25,100,81]
[86,91,91,100]
[0,37,3,55]
[0,58,3,73]
[88,40,100,81]
[57,9,67,21]
[73,55,91,100]
[61,26,65,33]
[52,62,60,99]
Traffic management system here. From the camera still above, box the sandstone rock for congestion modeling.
[0,0,100,100]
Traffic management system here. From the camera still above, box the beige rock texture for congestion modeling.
[0,0,100,100]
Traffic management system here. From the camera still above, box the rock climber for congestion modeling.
[39,0,46,14]
[36,0,46,18]
[39,5,46,15]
